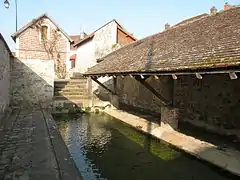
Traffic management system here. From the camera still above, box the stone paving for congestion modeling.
[0,108,82,180]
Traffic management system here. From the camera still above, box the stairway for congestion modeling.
[54,78,91,108]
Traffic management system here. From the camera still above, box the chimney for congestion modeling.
[210,6,217,15]
[165,23,170,30]
[224,2,233,10]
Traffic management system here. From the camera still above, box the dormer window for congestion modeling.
[40,25,49,41]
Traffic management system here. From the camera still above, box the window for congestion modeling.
[40,25,48,41]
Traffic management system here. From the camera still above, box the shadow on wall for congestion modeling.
[10,58,54,109]
[93,77,113,102]
[95,74,240,151]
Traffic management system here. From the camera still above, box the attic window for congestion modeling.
[40,25,49,41]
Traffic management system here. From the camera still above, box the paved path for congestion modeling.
[105,108,240,177]
[0,108,82,180]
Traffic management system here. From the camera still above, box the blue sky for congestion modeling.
[1,0,239,50]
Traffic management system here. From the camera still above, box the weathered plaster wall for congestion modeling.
[75,40,95,73]
[11,58,54,107]
[94,21,117,60]
[0,38,11,113]
[116,74,240,136]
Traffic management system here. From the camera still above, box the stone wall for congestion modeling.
[0,35,11,113]
[117,76,172,115]
[116,74,240,136]
[174,74,240,132]
[11,58,54,107]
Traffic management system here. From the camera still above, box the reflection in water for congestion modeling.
[55,113,233,180]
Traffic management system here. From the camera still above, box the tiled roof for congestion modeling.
[86,7,240,75]
[70,35,82,50]
[11,13,73,43]
[70,35,81,42]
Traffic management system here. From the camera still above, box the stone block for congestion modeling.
[161,106,179,130]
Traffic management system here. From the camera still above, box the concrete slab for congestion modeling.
[105,108,240,177]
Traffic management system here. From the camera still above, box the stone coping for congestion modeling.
[42,110,83,180]
[104,108,240,177]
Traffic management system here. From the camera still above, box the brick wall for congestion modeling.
[0,36,11,113]
[116,73,240,136]
[17,18,70,74]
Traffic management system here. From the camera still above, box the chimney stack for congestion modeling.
[165,23,170,30]
[210,6,218,15]
[224,2,233,10]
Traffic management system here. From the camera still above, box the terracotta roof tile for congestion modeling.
[86,7,240,75]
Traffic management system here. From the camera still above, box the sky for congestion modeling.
[0,0,240,51]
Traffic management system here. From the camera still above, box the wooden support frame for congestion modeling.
[91,76,116,95]
[135,76,171,106]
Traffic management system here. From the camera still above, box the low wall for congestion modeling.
[0,35,11,113]
[11,58,54,107]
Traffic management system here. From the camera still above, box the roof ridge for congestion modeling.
[11,13,73,42]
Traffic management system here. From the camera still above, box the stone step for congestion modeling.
[54,87,87,92]
[54,84,87,88]
[54,91,88,96]
[54,95,90,101]
[54,79,87,84]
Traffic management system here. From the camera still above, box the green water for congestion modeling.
[54,113,235,180]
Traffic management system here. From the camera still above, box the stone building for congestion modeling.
[85,6,240,140]
[10,13,77,107]
[0,34,12,113]
[11,13,74,79]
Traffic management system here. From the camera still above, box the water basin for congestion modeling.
[54,113,236,180]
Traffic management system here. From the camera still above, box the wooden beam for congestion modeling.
[135,76,171,106]
[91,77,116,95]
[172,74,177,80]
[195,73,203,79]
[229,72,238,80]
